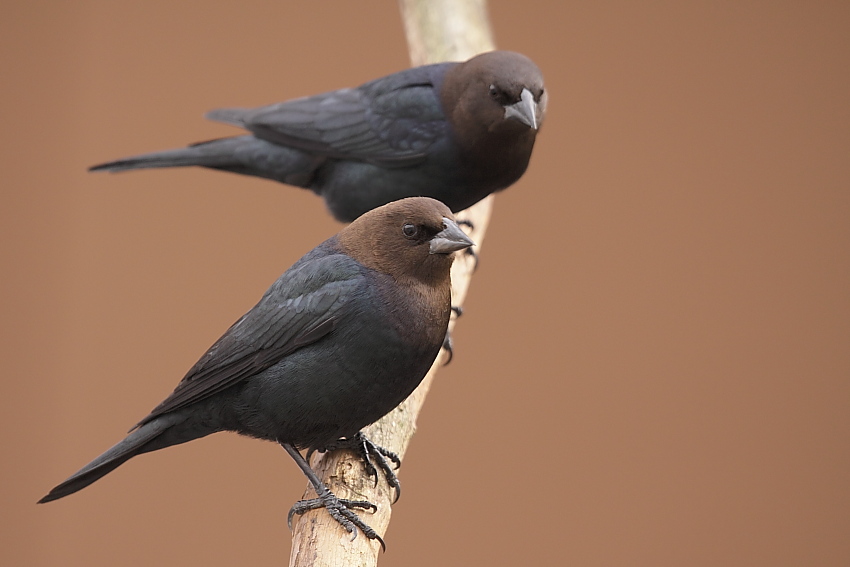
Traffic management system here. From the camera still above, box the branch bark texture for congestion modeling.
[289,2,496,565]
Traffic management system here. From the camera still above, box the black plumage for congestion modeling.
[90,51,546,221]
[39,197,474,544]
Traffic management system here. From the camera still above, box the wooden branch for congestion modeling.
[398,0,495,65]
[288,2,496,565]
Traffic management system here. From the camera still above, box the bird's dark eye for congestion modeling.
[489,84,513,105]
[402,223,419,238]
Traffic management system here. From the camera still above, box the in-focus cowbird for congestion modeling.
[39,197,474,546]
[90,51,546,222]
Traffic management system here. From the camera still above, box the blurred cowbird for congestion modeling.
[90,51,546,222]
[39,197,474,546]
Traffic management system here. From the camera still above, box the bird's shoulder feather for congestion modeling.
[135,248,367,427]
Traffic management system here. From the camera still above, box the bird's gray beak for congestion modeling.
[504,88,539,130]
[429,217,475,254]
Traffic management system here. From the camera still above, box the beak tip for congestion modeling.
[428,217,475,254]
[504,88,539,130]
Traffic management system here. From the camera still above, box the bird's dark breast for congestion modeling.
[313,154,466,220]
[458,127,536,193]
[315,140,528,220]
[231,278,446,449]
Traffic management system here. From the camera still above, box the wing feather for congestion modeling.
[205,64,454,167]
[135,253,363,427]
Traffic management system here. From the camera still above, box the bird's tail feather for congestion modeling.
[38,416,177,503]
[205,107,248,127]
[88,137,247,172]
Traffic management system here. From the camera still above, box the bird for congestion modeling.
[39,197,474,547]
[90,50,547,222]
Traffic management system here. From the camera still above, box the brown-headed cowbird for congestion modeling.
[39,197,474,546]
[90,51,546,222]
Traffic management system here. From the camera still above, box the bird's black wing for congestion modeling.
[206,64,453,168]
[136,253,364,427]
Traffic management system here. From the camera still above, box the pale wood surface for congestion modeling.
[289,2,496,565]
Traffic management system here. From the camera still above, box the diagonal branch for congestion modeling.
[288,2,495,565]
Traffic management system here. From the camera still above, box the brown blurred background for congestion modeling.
[3,1,849,565]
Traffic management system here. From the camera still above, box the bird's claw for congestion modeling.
[455,220,479,271]
[350,432,401,503]
[287,497,377,529]
[442,332,454,365]
[308,432,402,504]
[287,495,384,550]
[372,443,401,470]
[441,306,463,364]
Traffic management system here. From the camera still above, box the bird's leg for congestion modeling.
[306,432,402,503]
[281,442,385,550]
[441,305,464,364]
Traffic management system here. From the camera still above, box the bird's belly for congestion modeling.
[316,159,469,221]
[232,333,437,449]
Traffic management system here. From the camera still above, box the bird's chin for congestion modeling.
[495,117,536,134]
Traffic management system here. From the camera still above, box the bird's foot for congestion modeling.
[281,442,386,550]
[442,333,454,364]
[456,220,479,271]
[441,306,464,364]
[287,494,384,549]
[308,432,401,503]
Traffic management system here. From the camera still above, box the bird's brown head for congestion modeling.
[441,50,547,139]
[336,197,474,286]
